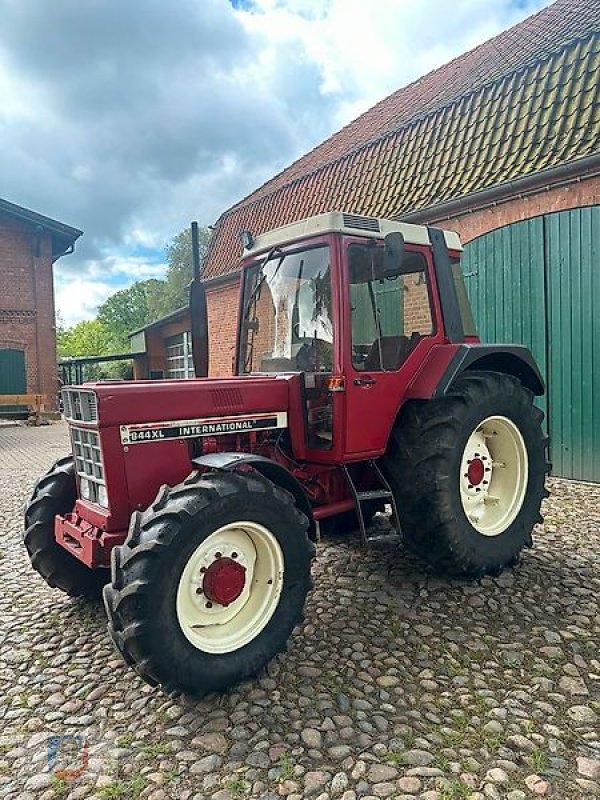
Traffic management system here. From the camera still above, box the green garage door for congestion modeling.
[0,348,27,417]
[462,206,600,482]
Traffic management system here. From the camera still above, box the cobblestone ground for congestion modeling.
[1,422,599,800]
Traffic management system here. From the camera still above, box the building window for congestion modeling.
[166,332,194,379]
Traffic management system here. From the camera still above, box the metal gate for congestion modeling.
[0,348,27,417]
[462,206,600,482]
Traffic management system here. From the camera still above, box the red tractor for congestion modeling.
[25,212,548,695]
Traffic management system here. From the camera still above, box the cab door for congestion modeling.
[341,241,439,456]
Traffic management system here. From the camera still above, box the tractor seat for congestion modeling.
[363,335,414,371]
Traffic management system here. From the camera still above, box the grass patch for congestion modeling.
[530,749,550,773]
[223,776,250,798]
[115,732,136,748]
[97,774,146,800]
[386,750,406,766]
[439,780,472,800]
[50,776,70,799]
[141,741,172,758]
[434,753,451,772]
[277,751,295,781]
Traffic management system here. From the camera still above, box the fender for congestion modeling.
[434,343,545,397]
[192,452,317,541]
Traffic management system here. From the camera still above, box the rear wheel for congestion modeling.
[24,456,108,599]
[383,371,549,577]
[103,470,314,695]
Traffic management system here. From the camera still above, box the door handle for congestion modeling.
[354,376,377,386]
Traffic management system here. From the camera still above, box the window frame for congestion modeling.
[345,240,437,373]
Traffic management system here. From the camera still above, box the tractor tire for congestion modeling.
[24,456,108,599]
[383,371,549,577]
[103,469,314,695]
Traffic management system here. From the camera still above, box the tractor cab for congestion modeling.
[234,212,475,460]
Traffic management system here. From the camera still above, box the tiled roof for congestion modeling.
[203,0,600,280]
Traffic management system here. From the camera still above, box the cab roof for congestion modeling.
[242,211,462,258]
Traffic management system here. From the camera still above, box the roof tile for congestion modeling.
[203,1,600,280]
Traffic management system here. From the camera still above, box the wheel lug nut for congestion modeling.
[196,587,203,595]
[231,552,238,559]
[215,552,222,559]
[206,601,213,609]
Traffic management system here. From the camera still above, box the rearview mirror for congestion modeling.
[383,232,405,275]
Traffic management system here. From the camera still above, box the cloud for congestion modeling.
[54,254,168,326]
[0,0,549,324]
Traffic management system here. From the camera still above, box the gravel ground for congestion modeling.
[1,422,599,800]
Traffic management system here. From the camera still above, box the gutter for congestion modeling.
[201,269,241,289]
[397,153,600,225]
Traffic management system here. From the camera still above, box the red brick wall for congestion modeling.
[434,174,600,244]
[0,214,57,408]
[206,279,240,376]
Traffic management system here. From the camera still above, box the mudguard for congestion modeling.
[192,452,317,541]
[435,343,545,397]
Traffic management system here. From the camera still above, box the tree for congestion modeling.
[97,278,166,348]
[57,319,128,380]
[159,226,211,314]
[57,319,118,359]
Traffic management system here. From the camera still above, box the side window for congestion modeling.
[349,245,433,371]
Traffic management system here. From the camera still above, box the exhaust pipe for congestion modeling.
[190,221,209,378]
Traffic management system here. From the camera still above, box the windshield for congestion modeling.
[240,245,333,374]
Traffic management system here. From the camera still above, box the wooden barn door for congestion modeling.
[0,348,27,417]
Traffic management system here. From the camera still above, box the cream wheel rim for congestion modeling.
[459,415,529,537]
[176,521,284,654]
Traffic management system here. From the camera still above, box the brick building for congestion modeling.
[0,198,82,413]
[132,0,600,479]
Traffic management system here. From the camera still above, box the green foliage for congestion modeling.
[50,776,70,799]
[97,774,146,799]
[158,226,211,315]
[57,319,129,381]
[57,319,118,359]
[97,278,166,348]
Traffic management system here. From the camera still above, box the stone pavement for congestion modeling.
[0,422,599,799]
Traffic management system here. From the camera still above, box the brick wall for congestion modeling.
[403,272,433,335]
[0,214,57,408]
[132,282,240,379]
[206,279,240,376]
[434,174,600,245]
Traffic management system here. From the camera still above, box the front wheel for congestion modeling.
[103,470,314,695]
[24,456,108,599]
[383,371,549,577]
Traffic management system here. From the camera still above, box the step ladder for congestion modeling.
[342,460,401,547]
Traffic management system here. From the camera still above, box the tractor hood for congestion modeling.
[75,374,295,429]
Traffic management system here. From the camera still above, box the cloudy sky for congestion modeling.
[0,0,549,326]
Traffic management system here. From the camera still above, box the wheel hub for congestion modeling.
[466,457,486,487]
[176,523,284,654]
[459,416,529,537]
[203,557,246,605]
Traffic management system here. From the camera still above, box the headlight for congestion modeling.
[80,477,91,500]
[97,484,108,507]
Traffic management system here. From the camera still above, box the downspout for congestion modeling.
[31,226,44,395]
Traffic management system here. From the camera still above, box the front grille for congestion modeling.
[71,427,106,506]
[62,389,98,423]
